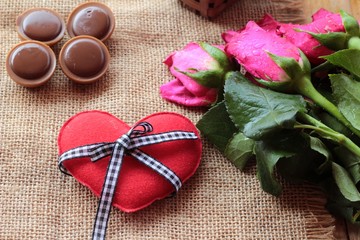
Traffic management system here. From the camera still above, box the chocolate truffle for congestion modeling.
[59,36,110,84]
[16,8,65,46]
[6,40,56,88]
[67,2,115,42]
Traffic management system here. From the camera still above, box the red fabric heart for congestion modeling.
[58,110,202,212]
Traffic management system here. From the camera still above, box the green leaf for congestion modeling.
[275,132,330,182]
[306,31,348,51]
[224,72,307,139]
[275,135,311,181]
[254,139,295,196]
[320,178,360,223]
[330,74,360,131]
[324,49,360,79]
[334,146,360,184]
[311,60,336,73]
[332,162,360,202]
[224,132,255,170]
[308,135,332,174]
[340,10,360,37]
[196,101,238,152]
[309,135,331,158]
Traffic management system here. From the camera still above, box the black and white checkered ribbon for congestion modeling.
[58,122,198,240]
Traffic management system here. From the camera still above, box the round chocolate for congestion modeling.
[16,8,65,46]
[59,36,110,84]
[72,7,109,39]
[64,39,105,77]
[6,41,56,87]
[10,43,51,79]
[67,2,115,42]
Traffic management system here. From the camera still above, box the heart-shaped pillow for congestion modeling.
[58,110,202,212]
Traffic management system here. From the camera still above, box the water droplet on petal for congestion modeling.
[252,50,260,56]
[254,43,264,49]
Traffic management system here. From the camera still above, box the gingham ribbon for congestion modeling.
[58,122,198,240]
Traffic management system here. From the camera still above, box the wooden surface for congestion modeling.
[302,1,360,239]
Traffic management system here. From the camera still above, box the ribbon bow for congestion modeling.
[58,122,198,240]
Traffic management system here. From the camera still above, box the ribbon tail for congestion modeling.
[92,143,125,240]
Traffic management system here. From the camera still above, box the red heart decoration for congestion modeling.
[58,110,202,212]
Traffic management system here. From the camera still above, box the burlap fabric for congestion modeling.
[0,0,335,239]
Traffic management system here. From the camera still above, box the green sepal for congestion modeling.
[264,50,310,91]
[199,42,233,71]
[176,67,224,88]
[254,78,294,92]
[348,36,360,50]
[340,10,360,37]
[299,50,311,74]
[305,31,348,51]
[175,42,234,88]
[267,52,304,80]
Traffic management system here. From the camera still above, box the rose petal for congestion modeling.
[257,14,279,34]
[160,78,217,107]
[222,30,241,43]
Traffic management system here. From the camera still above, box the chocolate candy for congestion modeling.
[59,36,110,84]
[67,2,115,42]
[6,40,56,88]
[16,8,65,46]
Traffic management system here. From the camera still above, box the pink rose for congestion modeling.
[277,8,345,64]
[160,42,230,107]
[225,21,301,82]
[223,9,348,65]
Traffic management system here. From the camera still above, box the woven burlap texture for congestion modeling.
[0,0,335,239]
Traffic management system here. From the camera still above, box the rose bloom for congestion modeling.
[225,21,301,82]
[160,42,225,107]
[223,9,346,65]
[277,8,345,64]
